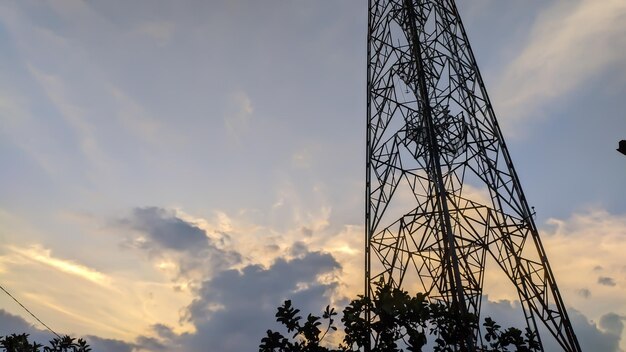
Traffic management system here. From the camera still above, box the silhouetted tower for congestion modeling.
[365,0,581,351]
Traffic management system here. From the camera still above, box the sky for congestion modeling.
[0,0,625,351]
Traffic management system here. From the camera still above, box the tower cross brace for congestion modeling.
[365,0,582,350]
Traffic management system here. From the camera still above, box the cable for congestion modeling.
[0,283,62,339]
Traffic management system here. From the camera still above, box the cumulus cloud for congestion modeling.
[568,309,623,352]
[119,207,242,281]
[494,0,626,130]
[599,313,625,339]
[126,247,342,352]
[2,238,343,352]
[478,298,623,352]
[115,206,348,350]
[122,207,211,252]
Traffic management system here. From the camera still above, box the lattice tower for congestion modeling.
[365,0,581,350]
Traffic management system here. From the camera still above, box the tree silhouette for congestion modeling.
[260,283,539,352]
[0,333,91,352]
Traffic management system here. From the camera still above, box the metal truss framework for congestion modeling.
[365,0,581,350]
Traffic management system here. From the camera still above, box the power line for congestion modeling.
[0,283,62,339]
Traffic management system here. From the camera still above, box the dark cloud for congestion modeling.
[122,207,209,252]
[186,249,340,323]
[132,249,341,352]
[119,206,241,279]
[118,213,343,351]
[599,313,625,337]
[85,335,135,352]
[289,241,309,257]
[0,310,134,352]
[151,323,179,342]
[569,309,622,352]
[478,299,623,352]
[301,226,313,237]
[133,324,181,351]
[134,335,169,351]
[114,208,623,351]
[0,309,53,344]
[598,276,617,286]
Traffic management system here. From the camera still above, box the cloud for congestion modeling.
[5,245,111,287]
[27,64,112,172]
[122,207,210,252]
[85,335,136,352]
[577,288,591,299]
[536,209,626,292]
[494,0,626,130]
[569,309,623,352]
[134,21,175,46]
[479,298,623,352]
[182,250,340,351]
[0,309,54,344]
[0,89,61,176]
[224,90,254,141]
[476,207,626,349]
[123,246,342,352]
[0,309,135,352]
[535,208,626,349]
[107,86,169,146]
[185,248,341,324]
[119,207,242,282]
[134,335,169,351]
[598,277,617,287]
[600,313,625,338]
[0,239,195,341]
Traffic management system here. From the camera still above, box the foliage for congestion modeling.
[0,333,91,352]
[482,318,540,352]
[259,283,540,352]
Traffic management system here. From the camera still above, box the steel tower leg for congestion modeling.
[365,0,582,350]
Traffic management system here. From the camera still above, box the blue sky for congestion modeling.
[0,0,625,351]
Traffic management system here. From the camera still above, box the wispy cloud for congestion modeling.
[494,0,626,131]
[0,84,68,177]
[0,240,195,340]
[27,65,112,172]
[107,86,167,145]
[6,245,111,287]
[224,90,254,142]
[134,21,175,46]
